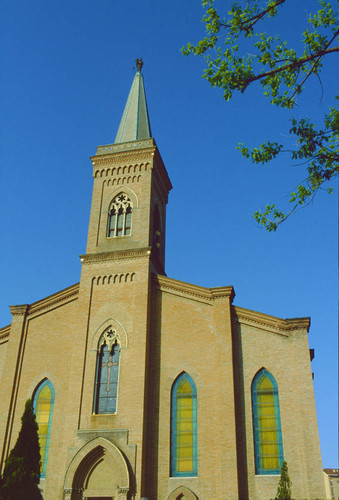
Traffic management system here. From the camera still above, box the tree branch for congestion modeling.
[219,0,286,33]
[287,29,339,103]
[241,42,339,91]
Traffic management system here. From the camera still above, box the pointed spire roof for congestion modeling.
[115,59,152,144]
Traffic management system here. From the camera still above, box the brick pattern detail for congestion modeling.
[94,163,149,178]
[103,175,142,187]
[92,273,136,285]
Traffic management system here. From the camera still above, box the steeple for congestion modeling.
[115,58,152,143]
[86,60,172,276]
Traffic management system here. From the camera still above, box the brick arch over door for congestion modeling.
[167,485,198,500]
[63,437,130,500]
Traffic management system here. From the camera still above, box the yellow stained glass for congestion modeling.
[177,379,192,394]
[176,378,193,472]
[35,384,52,473]
[257,375,279,470]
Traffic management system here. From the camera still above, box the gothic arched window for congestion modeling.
[170,372,197,477]
[93,329,120,414]
[107,193,132,237]
[33,379,55,478]
[252,369,283,474]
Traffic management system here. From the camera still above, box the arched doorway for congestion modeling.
[167,485,198,500]
[63,437,130,500]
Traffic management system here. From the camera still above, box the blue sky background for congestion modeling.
[1,0,337,467]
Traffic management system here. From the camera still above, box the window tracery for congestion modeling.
[107,193,132,237]
[93,328,120,414]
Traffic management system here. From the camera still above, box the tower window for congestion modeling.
[152,205,161,259]
[107,193,132,237]
[252,369,283,474]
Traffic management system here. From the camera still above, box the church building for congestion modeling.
[0,60,326,500]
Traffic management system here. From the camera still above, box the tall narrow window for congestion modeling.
[93,329,120,414]
[152,205,161,259]
[107,193,133,237]
[252,369,283,474]
[33,379,55,478]
[171,372,197,477]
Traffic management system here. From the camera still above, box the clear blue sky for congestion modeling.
[1,0,337,467]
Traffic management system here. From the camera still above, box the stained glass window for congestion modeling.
[252,369,283,474]
[171,373,197,477]
[33,379,55,477]
[107,193,132,237]
[94,340,120,414]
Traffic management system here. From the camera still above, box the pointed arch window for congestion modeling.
[33,379,55,478]
[107,193,132,237]
[170,373,197,477]
[252,369,283,474]
[93,328,120,414]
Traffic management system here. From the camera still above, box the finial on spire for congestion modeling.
[136,58,143,72]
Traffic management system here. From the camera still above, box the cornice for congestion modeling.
[0,325,10,343]
[91,147,156,168]
[9,304,29,316]
[28,283,80,317]
[210,286,235,302]
[232,305,310,336]
[7,285,79,320]
[95,138,156,156]
[80,247,151,265]
[153,274,234,304]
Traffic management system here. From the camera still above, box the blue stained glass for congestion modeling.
[94,343,120,414]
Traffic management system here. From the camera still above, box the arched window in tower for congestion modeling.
[93,328,120,414]
[33,379,55,478]
[107,193,132,237]
[152,205,161,259]
[170,372,197,477]
[252,369,283,474]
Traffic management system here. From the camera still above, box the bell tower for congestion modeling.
[74,61,172,498]
[85,59,172,274]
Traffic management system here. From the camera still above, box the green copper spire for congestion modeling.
[115,58,152,143]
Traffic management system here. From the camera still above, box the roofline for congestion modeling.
[232,305,310,335]
[9,283,80,319]
[153,274,235,304]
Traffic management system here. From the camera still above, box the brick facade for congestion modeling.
[0,73,326,500]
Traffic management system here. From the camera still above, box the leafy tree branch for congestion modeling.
[182,0,339,230]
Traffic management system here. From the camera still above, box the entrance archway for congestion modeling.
[63,437,130,500]
[167,485,198,500]
[167,486,198,500]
